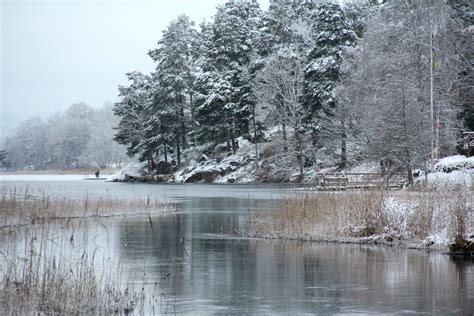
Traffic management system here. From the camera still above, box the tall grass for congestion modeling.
[248,188,473,248]
[0,187,175,229]
[0,225,145,314]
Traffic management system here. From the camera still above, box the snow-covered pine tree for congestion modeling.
[148,15,198,166]
[258,0,296,56]
[195,1,262,153]
[302,3,357,167]
[113,71,153,163]
[147,80,183,167]
[342,0,379,38]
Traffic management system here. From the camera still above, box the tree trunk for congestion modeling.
[406,164,413,185]
[180,103,186,149]
[225,112,231,152]
[296,129,304,181]
[148,151,156,173]
[252,104,259,171]
[282,122,288,152]
[176,141,181,167]
[164,144,168,164]
[231,118,237,154]
[401,87,413,185]
[341,132,347,168]
[226,127,231,152]
[190,92,196,148]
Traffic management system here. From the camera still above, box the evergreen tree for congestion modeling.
[303,3,357,166]
[259,1,296,56]
[343,1,379,38]
[113,71,153,162]
[148,15,199,165]
[303,4,357,116]
[195,2,262,152]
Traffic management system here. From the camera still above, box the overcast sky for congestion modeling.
[1,0,270,136]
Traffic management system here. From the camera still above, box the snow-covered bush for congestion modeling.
[434,155,474,173]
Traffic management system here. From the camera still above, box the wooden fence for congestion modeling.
[310,172,407,191]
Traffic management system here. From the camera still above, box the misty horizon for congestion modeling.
[1,0,271,135]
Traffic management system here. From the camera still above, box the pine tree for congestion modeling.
[148,15,199,165]
[303,3,356,115]
[259,1,296,56]
[113,71,153,162]
[195,2,262,152]
[303,3,357,167]
[343,1,379,38]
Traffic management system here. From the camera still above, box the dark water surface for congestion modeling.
[1,179,473,314]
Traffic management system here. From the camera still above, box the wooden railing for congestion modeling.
[310,172,407,191]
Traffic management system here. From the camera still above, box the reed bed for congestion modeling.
[248,188,473,248]
[0,225,145,314]
[0,187,175,229]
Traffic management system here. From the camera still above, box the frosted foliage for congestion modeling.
[336,0,461,175]
[4,104,129,169]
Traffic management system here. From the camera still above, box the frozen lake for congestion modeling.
[1,176,473,314]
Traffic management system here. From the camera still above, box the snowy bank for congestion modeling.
[110,161,148,182]
[247,190,473,252]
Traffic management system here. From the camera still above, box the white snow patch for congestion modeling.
[348,162,380,174]
[434,155,474,172]
[111,162,148,181]
[426,170,473,187]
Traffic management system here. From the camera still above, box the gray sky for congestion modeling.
[1,0,270,135]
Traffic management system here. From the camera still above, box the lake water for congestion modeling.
[1,177,473,314]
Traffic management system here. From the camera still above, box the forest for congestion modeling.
[0,104,128,169]
[2,0,472,183]
[111,0,472,183]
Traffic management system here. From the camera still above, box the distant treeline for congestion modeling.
[1,104,129,170]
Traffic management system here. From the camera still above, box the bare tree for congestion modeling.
[255,48,307,180]
[336,0,461,182]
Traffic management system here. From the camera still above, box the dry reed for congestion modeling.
[0,187,175,229]
[248,188,473,248]
[0,225,146,314]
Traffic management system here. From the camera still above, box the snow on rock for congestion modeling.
[111,162,148,182]
[171,153,255,183]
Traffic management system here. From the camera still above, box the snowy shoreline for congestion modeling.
[110,153,474,189]
[245,189,474,254]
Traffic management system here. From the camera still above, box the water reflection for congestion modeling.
[116,209,473,314]
[1,181,472,314]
